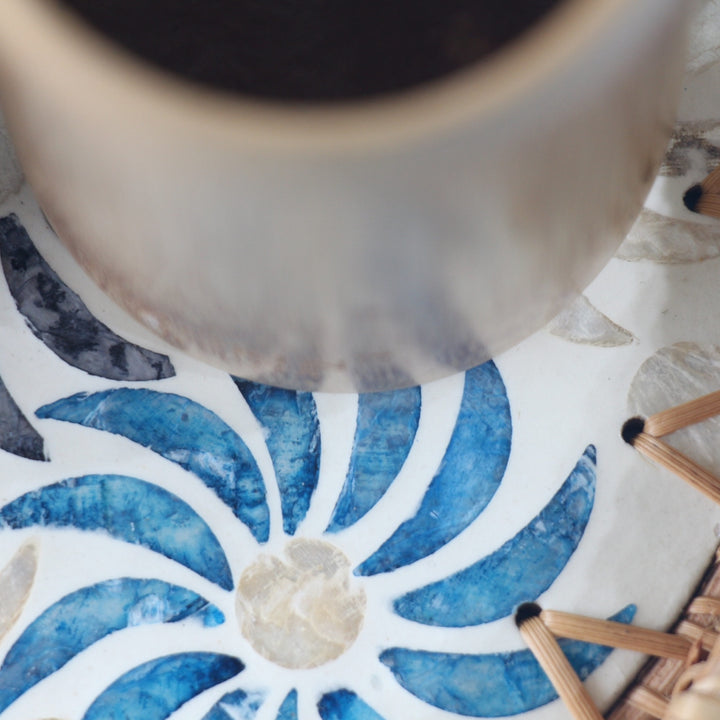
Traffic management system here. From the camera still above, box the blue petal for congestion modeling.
[394,445,596,626]
[380,605,636,717]
[0,376,46,461]
[276,690,298,720]
[234,379,320,536]
[319,690,386,720]
[83,653,244,720]
[202,689,264,720]
[356,361,511,576]
[0,578,224,714]
[36,389,270,543]
[326,386,421,533]
[0,214,175,381]
[0,475,233,589]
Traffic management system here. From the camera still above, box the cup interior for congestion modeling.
[31,0,630,141]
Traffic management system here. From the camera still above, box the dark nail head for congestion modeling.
[683,184,703,213]
[515,602,542,627]
[621,416,645,445]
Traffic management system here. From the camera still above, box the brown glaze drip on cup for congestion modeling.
[58,0,563,101]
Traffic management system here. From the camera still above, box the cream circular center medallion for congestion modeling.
[236,539,366,669]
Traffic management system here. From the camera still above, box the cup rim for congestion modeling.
[5,0,648,149]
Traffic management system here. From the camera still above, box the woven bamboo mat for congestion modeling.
[608,547,720,719]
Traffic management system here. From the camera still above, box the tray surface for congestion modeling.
[0,6,720,718]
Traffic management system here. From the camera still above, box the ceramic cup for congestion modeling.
[0,0,693,391]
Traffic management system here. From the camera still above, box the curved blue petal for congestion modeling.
[202,689,264,720]
[356,361,511,576]
[277,690,298,720]
[394,445,596,626]
[36,389,269,542]
[0,214,175,381]
[83,653,244,720]
[326,386,421,533]
[0,376,46,461]
[234,379,320,536]
[319,690,386,720]
[380,604,636,717]
[0,578,224,714]
[0,475,233,589]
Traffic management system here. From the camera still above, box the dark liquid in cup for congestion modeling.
[58,0,563,101]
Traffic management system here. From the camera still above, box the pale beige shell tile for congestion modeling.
[0,542,37,642]
[660,120,720,178]
[628,342,720,472]
[235,539,365,670]
[687,0,720,77]
[546,295,634,347]
[617,208,720,263]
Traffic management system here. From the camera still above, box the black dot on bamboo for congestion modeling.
[621,416,645,446]
[683,184,703,213]
[515,602,542,628]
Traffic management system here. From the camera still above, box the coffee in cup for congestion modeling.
[57,0,564,100]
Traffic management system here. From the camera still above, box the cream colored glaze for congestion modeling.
[0,0,696,390]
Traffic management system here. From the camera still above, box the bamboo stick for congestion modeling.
[697,194,720,218]
[644,390,720,438]
[629,432,720,507]
[516,604,603,720]
[684,166,720,220]
[704,164,720,194]
[541,609,693,659]
[626,686,668,718]
[676,621,718,653]
[688,596,720,617]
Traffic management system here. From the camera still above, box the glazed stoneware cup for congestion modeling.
[0,0,693,391]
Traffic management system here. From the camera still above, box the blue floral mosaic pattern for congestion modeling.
[234,379,320,536]
[0,377,45,461]
[318,690,386,720]
[0,215,174,381]
[393,446,597,626]
[355,363,511,577]
[202,688,265,720]
[37,390,270,544]
[381,605,636,718]
[0,215,634,719]
[0,475,234,589]
[276,691,299,720]
[324,386,420,534]
[0,579,223,713]
[82,653,244,720]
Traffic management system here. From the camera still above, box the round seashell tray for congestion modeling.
[1,6,720,719]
